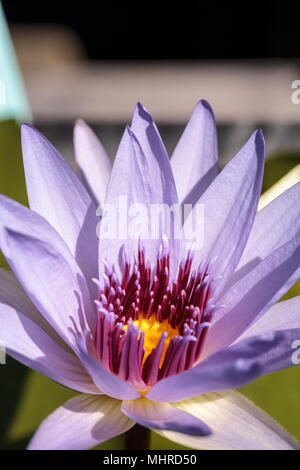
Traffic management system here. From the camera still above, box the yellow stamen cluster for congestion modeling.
[123,316,179,366]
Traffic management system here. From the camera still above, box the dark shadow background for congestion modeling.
[3,0,300,60]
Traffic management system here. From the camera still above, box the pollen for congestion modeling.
[123,316,179,366]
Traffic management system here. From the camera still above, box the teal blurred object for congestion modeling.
[0,0,30,268]
[0,1,31,123]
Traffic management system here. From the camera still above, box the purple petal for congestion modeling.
[28,394,134,450]
[248,328,300,376]
[230,328,300,378]
[130,103,179,277]
[238,296,300,341]
[0,267,54,337]
[147,331,285,402]
[157,390,299,449]
[231,182,300,288]
[206,234,300,356]
[0,267,68,348]
[76,334,141,400]
[0,195,95,350]
[99,126,169,278]
[73,119,112,207]
[121,398,211,436]
[0,303,98,394]
[223,328,300,379]
[171,100,218,206]
[21,124,99,298]
[182,129,264,295]
[131,102,178,207]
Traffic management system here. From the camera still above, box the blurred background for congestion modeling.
[0,0,299,450]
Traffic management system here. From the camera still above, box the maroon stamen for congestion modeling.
[93,242,221,390]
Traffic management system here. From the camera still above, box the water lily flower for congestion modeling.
[0,101,300,450]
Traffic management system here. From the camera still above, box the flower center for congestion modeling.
[93,241,222,390]
[123,316,179,367]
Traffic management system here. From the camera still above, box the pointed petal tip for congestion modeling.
[21,123,48,147]
[135,101,146,112]
[21,122,31,130]
[254,128,265,160]
[133,102,154,124]
[256,127,264,140]
[124,124,134,141]
[73,119,97,138]
[125,123,132,133]
[196,99,214,113]
[241,128,265,164]
[124,124,141,146]
[188,100,216,129]
[133,102,142,114]
[21,122,38,136]
[252,127,264,143]
[74,118,86,129]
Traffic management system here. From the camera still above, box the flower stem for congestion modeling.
[125,424,151,450]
